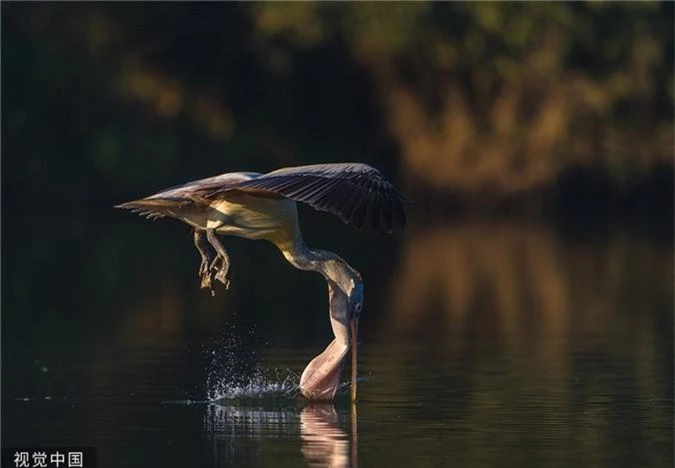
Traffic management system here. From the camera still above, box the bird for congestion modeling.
[115,162,409,401]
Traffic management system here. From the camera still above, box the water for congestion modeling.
[3,211,673,467]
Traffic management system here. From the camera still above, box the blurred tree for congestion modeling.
[251,2,674,202]
[1,2,672,213]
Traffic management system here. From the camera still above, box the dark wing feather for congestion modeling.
[116,163,410,233]
[208,163,409,233]
[115,171,262,219]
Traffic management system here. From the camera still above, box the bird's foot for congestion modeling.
[205,229,231,290]
[208,257,229,289]
[194,230,216,295]
[198,256,215,291]
[214,268,230,289]
[200,269,213,291]
[199,257,210,278]
[209,256,230,289]
[199,271,216,297]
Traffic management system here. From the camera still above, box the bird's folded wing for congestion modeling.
[199,163,408,233]
[115,172,260,219]
[114,197,194,220]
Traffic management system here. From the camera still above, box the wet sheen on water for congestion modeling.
[3,215,673,467]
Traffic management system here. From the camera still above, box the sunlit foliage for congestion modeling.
[2,2,672,209]
[252,2,673,197]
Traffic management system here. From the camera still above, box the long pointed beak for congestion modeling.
[350,317,359,402]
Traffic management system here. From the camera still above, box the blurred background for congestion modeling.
[2,3,673,468]
[3,2,674,212]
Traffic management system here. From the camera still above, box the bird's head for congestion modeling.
[348,277,364,320]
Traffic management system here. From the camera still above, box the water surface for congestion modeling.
[3,213,673,467]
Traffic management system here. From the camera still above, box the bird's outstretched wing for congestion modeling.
[199,163,409,233]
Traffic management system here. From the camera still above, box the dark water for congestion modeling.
[3,211,673,467]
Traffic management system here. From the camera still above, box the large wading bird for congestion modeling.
[116,163,408,401]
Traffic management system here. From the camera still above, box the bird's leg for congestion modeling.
[206,228,231,289]
[194,230,215,292]
[208,255,221,271]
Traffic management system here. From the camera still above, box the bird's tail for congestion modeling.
[114,198,184,220]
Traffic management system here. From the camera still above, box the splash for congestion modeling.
[208,367,299,401]
[203,322,300,401]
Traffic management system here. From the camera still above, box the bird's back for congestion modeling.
[147,171,263,201]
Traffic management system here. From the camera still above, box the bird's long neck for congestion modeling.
[280,238,364,401]
[281,240,362,297]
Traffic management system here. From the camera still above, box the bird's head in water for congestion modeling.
[299,278,363,401]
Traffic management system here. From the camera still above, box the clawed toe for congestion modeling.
[195,229,232,293]
[214,267,230,289]
[200,271,213,290]
[198,260,214,293]
[209,256,230,289]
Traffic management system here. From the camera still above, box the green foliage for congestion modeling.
[2,2,672,209]
[249,2,673,195]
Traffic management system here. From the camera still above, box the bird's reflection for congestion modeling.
[204,403,358,468]
[300,404,357,468]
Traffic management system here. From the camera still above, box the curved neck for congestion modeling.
[281,240,362,298]
[282,238,364,401]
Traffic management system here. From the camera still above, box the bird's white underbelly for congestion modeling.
[178,195,301,244]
